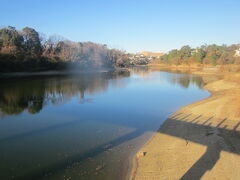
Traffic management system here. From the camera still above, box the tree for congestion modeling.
[22,27,42,57]
[191,49,206,64]
[179,45,192,64]
[0,26,24,53]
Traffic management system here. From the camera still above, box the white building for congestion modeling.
[234,48,240,57]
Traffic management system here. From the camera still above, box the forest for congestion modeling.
[160,44,240,65]
[0,26,130,72]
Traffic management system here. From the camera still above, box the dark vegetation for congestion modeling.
[0,71,130,116]
[0,26,130,72]
[160,44,240,65]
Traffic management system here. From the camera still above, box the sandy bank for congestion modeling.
[131,73,240,180]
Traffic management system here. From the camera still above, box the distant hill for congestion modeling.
[138,51,164,57]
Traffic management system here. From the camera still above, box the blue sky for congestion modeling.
[1,0,240,53]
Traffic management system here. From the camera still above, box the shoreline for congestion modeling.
[128,130,159,180]
[0,68,130,78]
[125,130,158,180]
[130,69,240,180]
[129,97,213,180]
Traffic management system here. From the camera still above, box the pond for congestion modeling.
[0,67,210,180]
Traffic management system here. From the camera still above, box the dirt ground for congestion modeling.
[131,73,240,180]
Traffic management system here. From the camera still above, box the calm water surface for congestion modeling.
[0,68,210,180]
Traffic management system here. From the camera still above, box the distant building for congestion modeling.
[234,48,240,57]
[190,49,199,55]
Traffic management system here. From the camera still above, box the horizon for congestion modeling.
[1,0,240,53]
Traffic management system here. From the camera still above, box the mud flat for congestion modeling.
[131,73,240,180]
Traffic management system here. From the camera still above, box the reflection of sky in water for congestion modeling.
[0,69,210,180]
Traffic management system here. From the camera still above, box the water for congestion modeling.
[0,68,210,180]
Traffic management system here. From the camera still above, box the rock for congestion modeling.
[95,163,106,171]
[137,151,147,158]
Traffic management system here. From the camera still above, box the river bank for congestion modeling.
[148,63,240,75]
[131,68,240,180]
[0,68,130,79]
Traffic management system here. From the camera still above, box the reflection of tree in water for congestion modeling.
[130,66,151,77]
[130,68,205,89]
[0,71,130,116]
[0,80,45,115]
[168,73,205,89]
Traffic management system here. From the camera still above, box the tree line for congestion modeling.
[160,44,240,65]
[0,26,130,72]
[1,26,240,72]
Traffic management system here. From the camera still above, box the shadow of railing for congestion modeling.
[159,113,240,180]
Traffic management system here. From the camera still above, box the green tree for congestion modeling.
[191,49,206,64]
[0,26,24,52]
[22,27,42,57]
[179,45,192,64]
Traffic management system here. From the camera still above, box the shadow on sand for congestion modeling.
[159,113,240,180]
